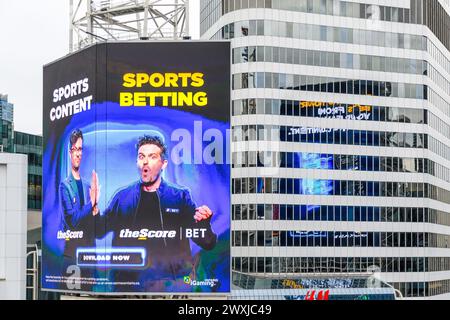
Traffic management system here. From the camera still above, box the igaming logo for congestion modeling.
[183,276,219,288]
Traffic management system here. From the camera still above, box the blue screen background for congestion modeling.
[43,103,231,293]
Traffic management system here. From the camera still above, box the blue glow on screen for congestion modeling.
[302,179,333,195]
[296,152,333,212]
[42,103,230,292]
[295,152,333,169]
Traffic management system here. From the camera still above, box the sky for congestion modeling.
[0,0,200,136]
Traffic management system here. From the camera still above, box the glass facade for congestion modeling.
[233,125,427,149]
[233,151,450,183]
[213,19,427,50]
[233,99,427,124]
[201,0,450,298]
[0,95,43,210]
[208,0,449,52]
[14,131,43,210]
[233,46,428,75]
[0,94,14,153]
[232,72,426,99]
[220,0,417,24]
[232,204,450,225]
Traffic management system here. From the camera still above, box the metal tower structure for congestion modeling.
[69,0,189,52]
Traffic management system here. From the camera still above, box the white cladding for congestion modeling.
[0,153,27,299]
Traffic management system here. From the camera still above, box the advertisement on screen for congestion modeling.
[42,42,231,294]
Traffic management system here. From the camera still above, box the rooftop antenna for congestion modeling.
[69,0,189,52]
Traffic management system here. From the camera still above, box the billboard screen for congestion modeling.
[42,42,231,294]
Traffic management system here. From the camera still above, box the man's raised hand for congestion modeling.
[90,170,99,215]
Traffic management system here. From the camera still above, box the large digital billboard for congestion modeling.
[42,42,231,294]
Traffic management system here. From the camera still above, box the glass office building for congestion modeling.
[14,131,43,210]
[201,0,450,298]
[0,95,43,210]
[0,94,14,153]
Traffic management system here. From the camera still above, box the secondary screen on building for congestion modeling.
[42,42,231,294]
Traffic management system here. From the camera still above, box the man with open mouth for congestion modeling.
[93,134,217,292]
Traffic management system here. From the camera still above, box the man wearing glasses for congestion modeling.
[59,129,99,288]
